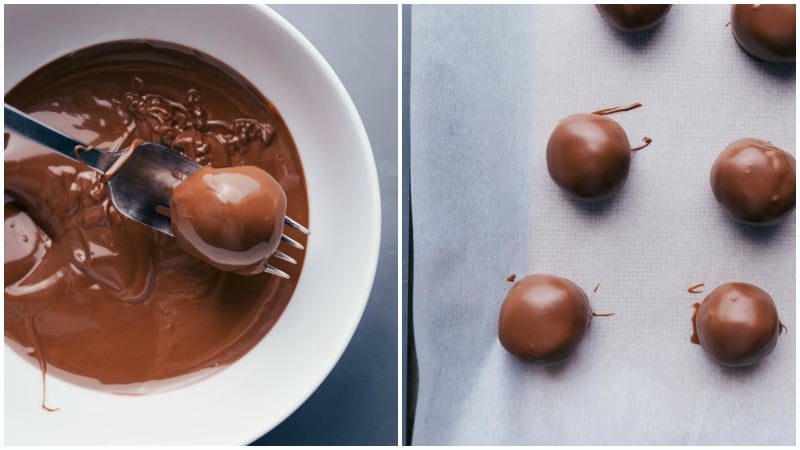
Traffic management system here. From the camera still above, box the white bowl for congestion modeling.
[4,4,381,445]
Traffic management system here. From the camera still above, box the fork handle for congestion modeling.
[4,103,109,172]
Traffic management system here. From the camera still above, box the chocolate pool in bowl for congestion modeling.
[4,40,310,390]
[5,5,380,445]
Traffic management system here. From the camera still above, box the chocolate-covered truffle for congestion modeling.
[170,165,287,275]
[596,4,672,32]
[691,283,781,367]
[498,274,592,365]
[731,4,796,63]
[710,138,796,226]
[546,112,634,200]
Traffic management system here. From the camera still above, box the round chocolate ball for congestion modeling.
[547,113,632,201]
[731,4,796,63]
[692,283,781,367]
[498,274,592,364]
[710,138,796,226]
[170,165,287,275]
[596,4,672,32]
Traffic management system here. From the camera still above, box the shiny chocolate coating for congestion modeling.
[546,113,632,201]
[692,283,781,367]
[596,4,672,32]
[498,274,592,365]
[4,41,308,390]
[171,165,287,275]
[731,4,796,63]
[710,138,796,225]
[4,202,47,287]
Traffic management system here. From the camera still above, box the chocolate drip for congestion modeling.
[687,283,705,294]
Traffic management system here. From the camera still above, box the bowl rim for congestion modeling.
[239,4,382,443]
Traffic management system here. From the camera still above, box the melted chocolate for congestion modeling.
[171,165,287,275]
[687,283,705,294]
[691,283,781,367]
[546,112,633,201]
[4,40,308,391]
[498,274,592,365]
[731,4,796,63]
[596,4,672,32]
[710,138,796,226]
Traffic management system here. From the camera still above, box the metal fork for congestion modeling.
[4,103,308,279]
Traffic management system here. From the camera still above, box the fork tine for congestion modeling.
[281,234,304,250]
[284,215,310,235]
[264,264,290,279]
[272,250,297,265]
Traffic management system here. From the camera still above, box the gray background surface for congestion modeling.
[409,4,795,445]
[254,4,398,445]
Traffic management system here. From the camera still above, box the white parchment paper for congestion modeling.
[409,5,795,445]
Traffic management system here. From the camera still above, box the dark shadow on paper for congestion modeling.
[733,221,785,242]
[503,341,587,379]
[566,193,620,216]
[505,353,573,379]
[739,50,797,82]
[727,214,789,243]
[714,358,766,381]
[545,359,573,377]
[605,23,667,51]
